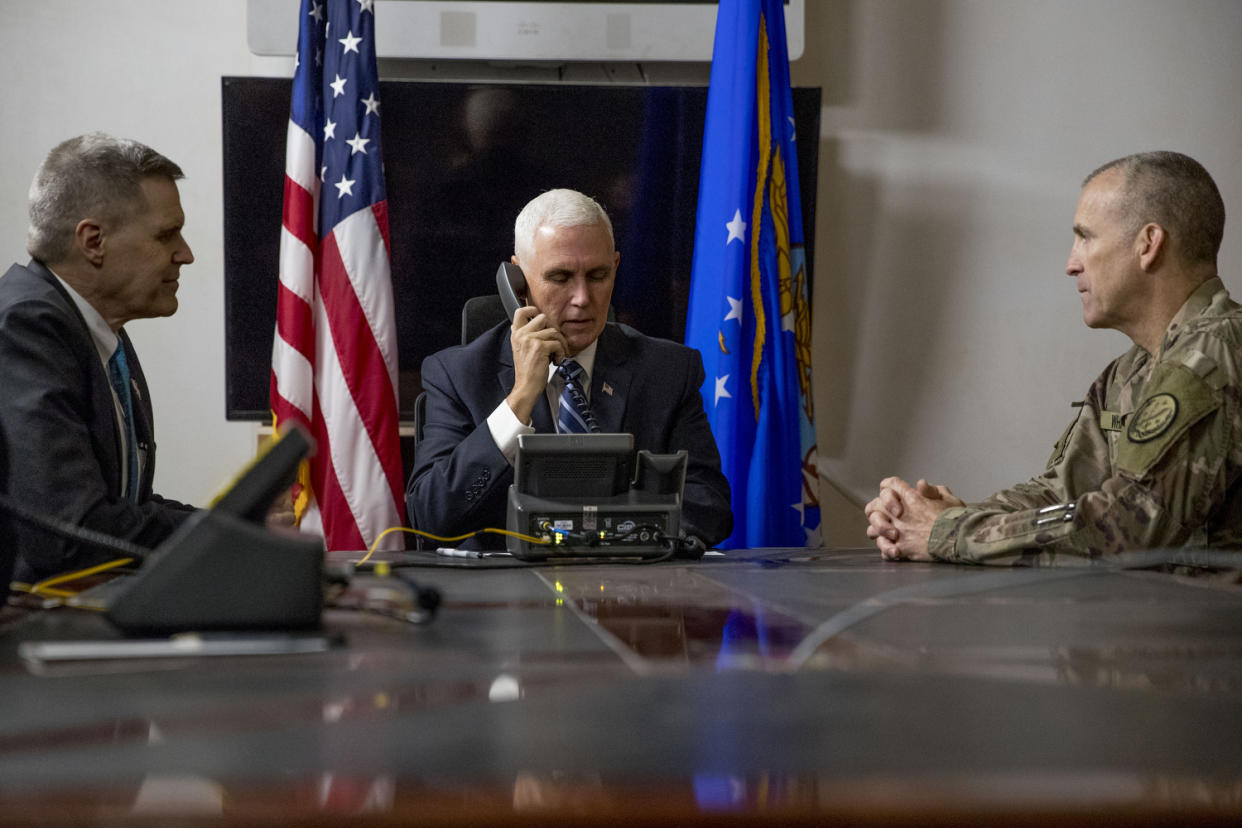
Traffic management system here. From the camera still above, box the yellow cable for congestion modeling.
[9,582,75,599]
[355,526,549,565]
[28,557,135,597]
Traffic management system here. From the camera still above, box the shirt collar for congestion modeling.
[47,266,120,364]
[1158,276,1225,357]
[547,339,599,385]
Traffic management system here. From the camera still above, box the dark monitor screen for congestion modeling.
[222,78,821,420]
[514,433,635,500]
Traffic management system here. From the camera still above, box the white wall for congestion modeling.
[2,1,1239,540]
[0,1,289,505]
[796,0,1242,536]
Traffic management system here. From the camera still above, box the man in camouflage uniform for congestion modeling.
[865,151,1242,564]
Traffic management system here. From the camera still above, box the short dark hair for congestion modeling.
[1084,151,1225,265]
[27,132,184,263]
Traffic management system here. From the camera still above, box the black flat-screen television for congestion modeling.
[222,77,821,420]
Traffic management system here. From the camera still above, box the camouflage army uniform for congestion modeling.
[928,277,1242,564]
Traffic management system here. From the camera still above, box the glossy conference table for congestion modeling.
[1,547,1241,825]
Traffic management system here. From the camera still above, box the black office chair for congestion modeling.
[408,296,509,549]
[461,295,509,345]
[413,296,507,448]
[412,389,427,451]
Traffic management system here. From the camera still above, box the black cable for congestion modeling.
[0,491,150,561]
[393,569,442,617]
[673,533,707,560]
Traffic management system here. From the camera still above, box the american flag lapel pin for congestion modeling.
[602,382,614,397]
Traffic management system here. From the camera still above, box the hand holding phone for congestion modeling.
[497,261,568,423]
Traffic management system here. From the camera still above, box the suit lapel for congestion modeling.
[590,325,631,434]
[29,261,128,496]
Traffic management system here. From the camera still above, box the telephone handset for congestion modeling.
[498,261,559,368]
[496,262,528,321]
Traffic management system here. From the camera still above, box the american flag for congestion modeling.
[270,0,404,551]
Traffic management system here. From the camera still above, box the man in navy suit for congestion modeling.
[406,188,732,549]
[0,133,197,583]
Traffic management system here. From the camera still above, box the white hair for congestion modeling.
[513,188,614,262]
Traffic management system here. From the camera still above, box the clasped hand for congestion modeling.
[864,477,963,561]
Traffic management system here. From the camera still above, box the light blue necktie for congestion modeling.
[107,344,140,502]
[556,359,599,434]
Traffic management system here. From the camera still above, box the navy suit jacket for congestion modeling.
[0,260,194,581]
[406,321,732,549]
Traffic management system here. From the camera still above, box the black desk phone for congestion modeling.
[496,262,527,320]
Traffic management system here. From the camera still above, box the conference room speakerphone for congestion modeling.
[505,433,687,561]
[506,495,679,559]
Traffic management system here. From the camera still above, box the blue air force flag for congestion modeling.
[685,0,820,549]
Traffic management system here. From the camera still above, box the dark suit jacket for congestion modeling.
[0,260,194,581]
[406,321,732,548]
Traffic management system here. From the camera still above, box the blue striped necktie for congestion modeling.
[107,344,140,502]
[556,359,599,434]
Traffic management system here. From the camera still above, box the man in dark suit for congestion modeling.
[0,133,197,583]
[406,188,732,549]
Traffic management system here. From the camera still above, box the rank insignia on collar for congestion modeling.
[1127,393,1178,443]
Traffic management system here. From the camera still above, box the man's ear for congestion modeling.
[74,218,106,267]
[1136,222,1166,272]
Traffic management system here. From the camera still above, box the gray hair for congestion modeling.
[27,132,185,263]
[514,188,614,263]
[1084,151,1225,265]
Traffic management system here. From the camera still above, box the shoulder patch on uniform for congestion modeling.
[1117,362,1220,478]
[1126,393,1177,442]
